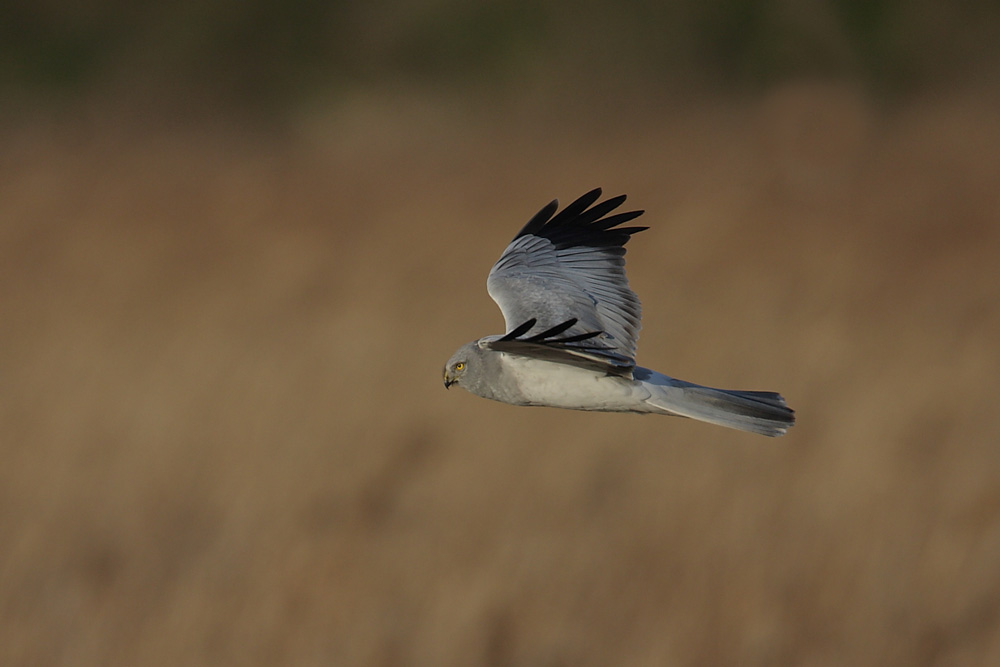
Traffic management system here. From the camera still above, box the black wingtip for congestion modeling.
[514,199,559,239]
[499,318,537,341]
[513,189,646,249]
[500,317,610,348]
[548,189,604,228]
[525,318,578,342]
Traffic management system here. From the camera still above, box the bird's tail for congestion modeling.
[636,368,795,437]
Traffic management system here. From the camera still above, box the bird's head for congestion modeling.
[443,341,480,389]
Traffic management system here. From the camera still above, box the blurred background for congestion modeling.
[2,1,999,665]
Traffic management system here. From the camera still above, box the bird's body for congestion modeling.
[469,344,638,409]
[443,189,795,437]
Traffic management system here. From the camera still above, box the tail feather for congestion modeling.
[635,369,795,437]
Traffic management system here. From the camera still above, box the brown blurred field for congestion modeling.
[2,81,1000,665]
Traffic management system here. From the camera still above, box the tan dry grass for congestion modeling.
[2,83,999,665]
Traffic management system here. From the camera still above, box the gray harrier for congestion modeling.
[443,189,795,437]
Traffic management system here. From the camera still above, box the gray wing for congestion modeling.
[486,188,648,364]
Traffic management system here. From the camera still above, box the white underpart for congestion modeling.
[498,354,644,410]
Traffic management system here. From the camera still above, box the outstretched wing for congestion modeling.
[486,188,648,362]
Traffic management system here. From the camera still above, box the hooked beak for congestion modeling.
[444,378,455,389]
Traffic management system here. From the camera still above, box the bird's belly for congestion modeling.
[500,356,637,411]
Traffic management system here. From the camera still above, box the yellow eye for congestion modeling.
[455,362,465,371]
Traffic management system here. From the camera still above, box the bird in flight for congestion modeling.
[442,188,795,437]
